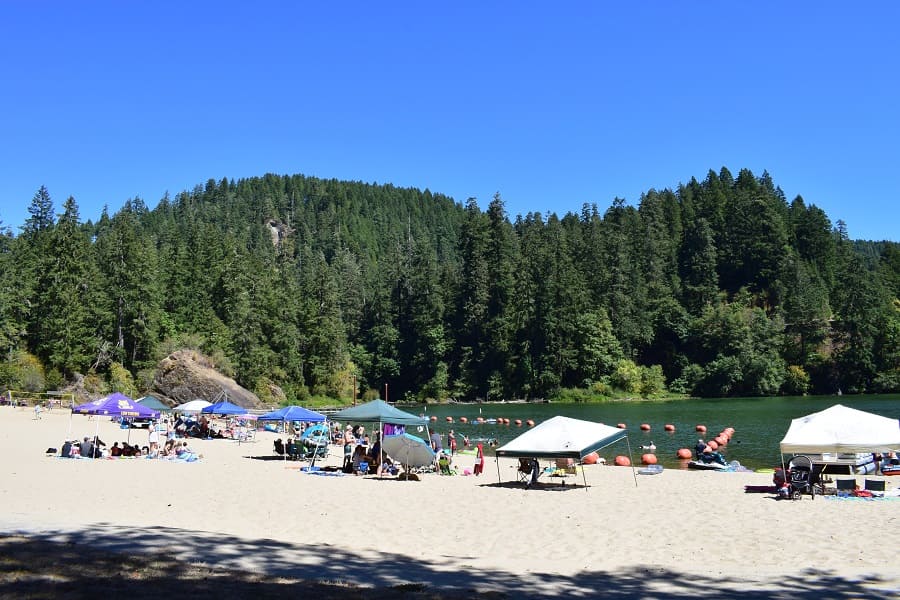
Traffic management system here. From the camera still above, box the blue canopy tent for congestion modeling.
[258,406,328,463]
[201,400,248,416]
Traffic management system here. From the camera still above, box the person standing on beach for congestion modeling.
[448,429,457,455]
[430,430,443,455]
[34,403,42,420]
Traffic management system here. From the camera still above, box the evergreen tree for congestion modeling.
[32,197,95,376]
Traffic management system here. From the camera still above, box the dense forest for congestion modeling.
[1,167,898,404]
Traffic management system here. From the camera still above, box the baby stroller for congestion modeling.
[776,455,821,500]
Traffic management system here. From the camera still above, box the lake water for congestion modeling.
[408,395,900,470]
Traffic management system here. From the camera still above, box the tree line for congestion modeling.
[1,167,898,403]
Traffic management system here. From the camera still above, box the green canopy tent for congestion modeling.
[136,395,173,413]
[332,399,431,473]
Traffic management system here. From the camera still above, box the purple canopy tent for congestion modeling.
[71,392,160,450]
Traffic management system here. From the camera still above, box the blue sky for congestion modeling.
[1,2,898,240]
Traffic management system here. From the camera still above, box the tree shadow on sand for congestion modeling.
[0,525,892,599]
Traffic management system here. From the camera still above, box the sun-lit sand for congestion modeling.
[2,406,898,597]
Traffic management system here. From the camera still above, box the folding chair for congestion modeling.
[358,460,369,475]
[835,479,856,497]
[517,458,533,484]
[864,479,886,496]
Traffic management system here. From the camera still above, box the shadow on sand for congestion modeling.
[0,524,892,599]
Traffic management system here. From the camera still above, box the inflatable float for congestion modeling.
[687,460,729,471]
[638,464,664,475]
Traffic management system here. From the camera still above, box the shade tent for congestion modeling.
[73,393,160,419]
[136,395,172,413]
[779,404,900,455]
[258,405,328,463]
[332,399,428,427]
[173,400,212,414]
[495,416,635,489]
[70,393,160,448]
[332,400,431,471]
[258,406,327,423]
[201,400,248,416]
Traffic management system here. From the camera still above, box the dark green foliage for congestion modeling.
[0,169,896,400]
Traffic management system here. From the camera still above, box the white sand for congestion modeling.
[2,407,898,597]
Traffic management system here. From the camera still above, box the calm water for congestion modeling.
[409,395,900,470]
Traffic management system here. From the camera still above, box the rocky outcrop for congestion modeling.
[152,350,262,409]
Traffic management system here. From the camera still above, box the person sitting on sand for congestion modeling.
[110,442,122,457]
[79,437,94,459]
[377,454,397,477]
[351,444,368,474]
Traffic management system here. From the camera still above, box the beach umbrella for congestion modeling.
[382,433,435,476]
[201,400,247,416]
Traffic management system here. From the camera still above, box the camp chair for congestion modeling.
[286,441,302,460]
[273,438,285,456]
[517,457,542,487]
[835,479,856,496]
[864,479,886,495]
[358,460,369,475]
[438,454,455,475]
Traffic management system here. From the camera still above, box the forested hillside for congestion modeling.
[1,168,898,404]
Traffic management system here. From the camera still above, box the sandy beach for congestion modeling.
[2,406,898,598]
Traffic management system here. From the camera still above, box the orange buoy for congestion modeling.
[677,448,693,459]
[707,440,719,451]
[695,424,707,433]
[526,419,535,427]
[617,423,627,429]
[641,453,658,465]
[505,418,511,424]
[446,416,453,422]
[476,416,484,423]
[430,416,437,422]
[514,419,522,426]
[724,427,735,435]
[459,416,468,423]
[614,455,631,467]
[664,423,675,432]
[715,436,728,446]
[640,423,651,431]
[583,452,600,465]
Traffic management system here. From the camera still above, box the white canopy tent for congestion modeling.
[495,415,636,489]
[779,404,900,455]
[173,399,212,414]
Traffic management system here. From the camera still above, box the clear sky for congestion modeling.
[1,2,897,240]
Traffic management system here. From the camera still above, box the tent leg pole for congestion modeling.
[582,463,588,491]
[626,435,638,487]
[496,457,501,484]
